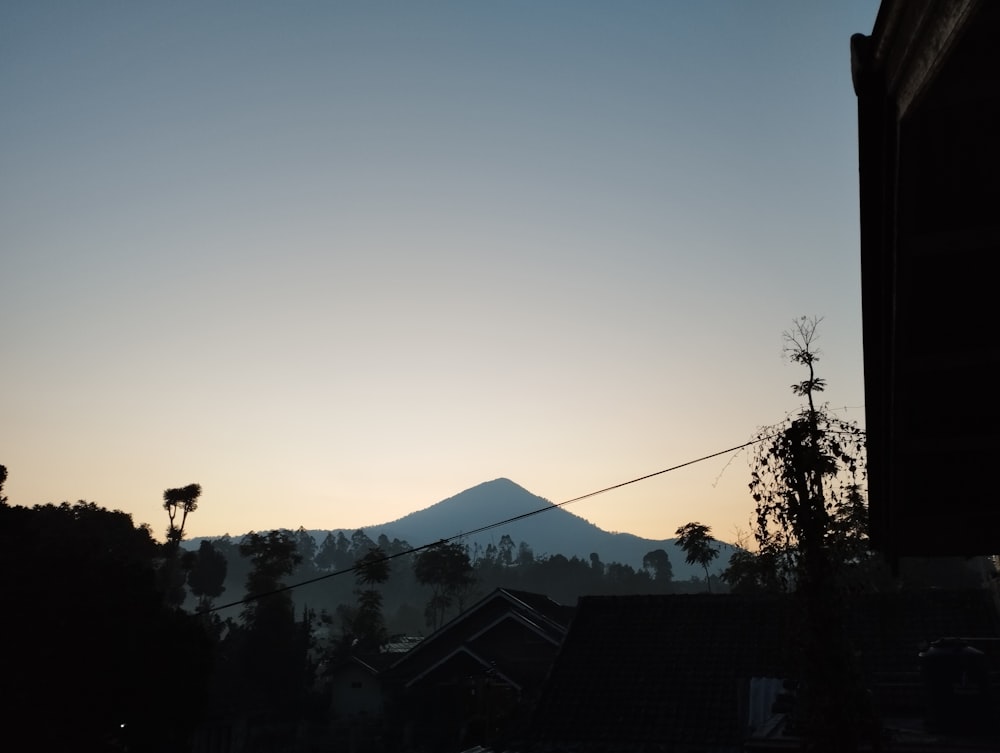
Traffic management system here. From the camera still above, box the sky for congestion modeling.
[1,1,880,545]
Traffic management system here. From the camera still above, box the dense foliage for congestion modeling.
[0,494,213,752]
[674,522,720,592]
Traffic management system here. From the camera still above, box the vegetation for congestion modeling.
[351,546,391,649]
[674,522,720,592]
[163,482,202,547]
[642,548,673,583]
[187,539,228,612]
[413,540,476,630]
[9,438,990,753]
[741,319,870,593]
[1,477,213,751]
[228,530,314,718]
[738,317,875,751]
[160,482,204,607]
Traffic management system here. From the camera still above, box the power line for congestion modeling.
[206,435,772,614]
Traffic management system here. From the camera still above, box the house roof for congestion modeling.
[527,589,1000,751]
[326,635,424,677]
[386,587,574,692]
[501,589,576,630]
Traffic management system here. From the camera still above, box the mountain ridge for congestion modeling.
[192,477,734,580]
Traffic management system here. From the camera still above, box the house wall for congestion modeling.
[853,0,1000,558]
[329,664,383,721]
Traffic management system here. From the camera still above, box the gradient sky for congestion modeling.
[1,1,879,544]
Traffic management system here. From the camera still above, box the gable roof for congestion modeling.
[386,588,574,692]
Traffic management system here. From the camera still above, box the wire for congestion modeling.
[206,436,772,614]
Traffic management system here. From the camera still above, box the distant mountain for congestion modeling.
[311,478,734,581]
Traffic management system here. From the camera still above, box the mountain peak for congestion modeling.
[390,478,553,530]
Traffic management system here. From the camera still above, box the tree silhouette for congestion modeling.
[590,552,604,577]
[352,546,391,649]
[642,548,673,588]
[316,530,353,570]
[748,317,870,588]
[721,547,787,594]
[674,522,719,592]
[239,530,302,626]
[162,483,201,547]
[1,499,212,751]
[160,482,202,607]
[497,534,515,566]
[187,539,228,612]
[350,528,376,557]
[413,541,475,630]
[746,316,874,750]
[236,530,308,714]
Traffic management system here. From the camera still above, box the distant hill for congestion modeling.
[197,478,734,581]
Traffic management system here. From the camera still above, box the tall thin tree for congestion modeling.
[163,483,202,548]
[352,546,391,650]
[674,522,719,592]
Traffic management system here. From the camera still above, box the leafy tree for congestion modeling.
[590,552,604,577]
[239,530,302,626]
[0,464,7,505]
[236,530,309,713]
[642,548,673,586]
[721,528,785,595]
[385,535,412,556]
[605,561,639,592]
[162,482,201,547]
[350,528,376,557]
[356,545,391,587]
[747,320,870,590]
[481,542,498,568]
[294,526,317,566]
[352,546,391,650]
[744,319,872,592]
[160,482,202,606]
[746,316,874,750]
[1,499,212,751]
[517,540,535,567]
[187,539,228,612]
[413,541,475,630]
[316,530,353,570]
[722,547,785,594]
[497,534,515,566]
[674,522,720,592]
